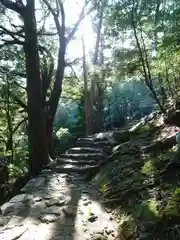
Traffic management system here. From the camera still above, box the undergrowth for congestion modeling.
[93,117,180,239]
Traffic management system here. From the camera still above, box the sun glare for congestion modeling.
[65,0,95,59]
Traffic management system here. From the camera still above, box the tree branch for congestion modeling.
[0,0,24,14]
[43,0,63,42]
[11,93,27,110]
[65,58,80,67]
[0,25,25,45]
[66,4,93,44]
[0,25,21,37]
[0,39,24,48]
[66,7,84,44]
[13,117,28,134]
[13,80,26,90]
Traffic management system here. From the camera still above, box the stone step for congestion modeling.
[75,143,112,154]
[77,137,94,142]
[77,137,109,142]
[56,158,97,166]
[60,153,106,161]
[67,147,103,154]
[47,163,100,173]
[76,140,112,148]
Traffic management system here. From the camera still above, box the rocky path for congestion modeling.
[0,134,119,240]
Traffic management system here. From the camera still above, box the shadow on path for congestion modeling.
[0,170,118,240]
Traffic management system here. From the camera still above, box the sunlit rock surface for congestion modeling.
[0,134,118,240]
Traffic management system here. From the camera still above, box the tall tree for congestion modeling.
[0,0,49,175]
[0,0,92,167]
[43,0,90,155]
[91,0,105,132]
[82,35,93,135]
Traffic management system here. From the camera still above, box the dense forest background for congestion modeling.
[0,0,179,181]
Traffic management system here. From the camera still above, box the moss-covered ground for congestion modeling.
[93,116,180,239]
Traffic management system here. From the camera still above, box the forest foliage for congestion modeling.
[0,0,179,178]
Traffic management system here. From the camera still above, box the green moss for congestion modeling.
[141,160,157,175]
[117,215,136,240]
[162,188,180,216]
[148,199,159,216]
[130,199,159,220]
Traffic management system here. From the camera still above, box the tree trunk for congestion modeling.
[131,1,165,114]
[95,36,105,132]
[82,36,93,135]
[46,117,54,158]
[4,78,14,163]
[96,83,104,132]
[47,46,66,155]
[158,73,167,105]
[92,1,105,132]
[23,1,49,175]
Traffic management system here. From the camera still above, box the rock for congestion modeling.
[104,228,113,235]
[105,208,111,213]
[111,233,115,238]
[21,177,46,192]
[33,196,43,202]
[63,206,77,216]
[46,198,65,207]
[83,227,88,232]
[41,206,62,216]
[83,200,91,206]
[112,130,130,143]
[13,194,42,203]
[0,216,10,226]
[40,214,59,223]
[91,233,107,240]
[43,195,52,200]
[88,214,98,223]
[82,197,88,201]
[1,202,27,216]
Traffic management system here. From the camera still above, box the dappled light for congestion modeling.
[1,0,180,239]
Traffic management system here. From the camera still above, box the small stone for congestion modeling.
[111,233,115,237]
[33,196,43,202]
[43,195,52,200]
[63,206,77,216]
[42,206,62,216]
[105,229,113,235]
[40,214,58,223]
[91,233,107,240]
[0,216,10,226]
[83,200,91,206]
[105,208,111,213]
[46,199,65,207]
[88,215,98,222]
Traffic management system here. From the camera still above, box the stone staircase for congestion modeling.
[0,133,119,240]
[45,135,114,180]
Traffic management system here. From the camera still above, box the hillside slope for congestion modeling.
[93,113,180,239]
